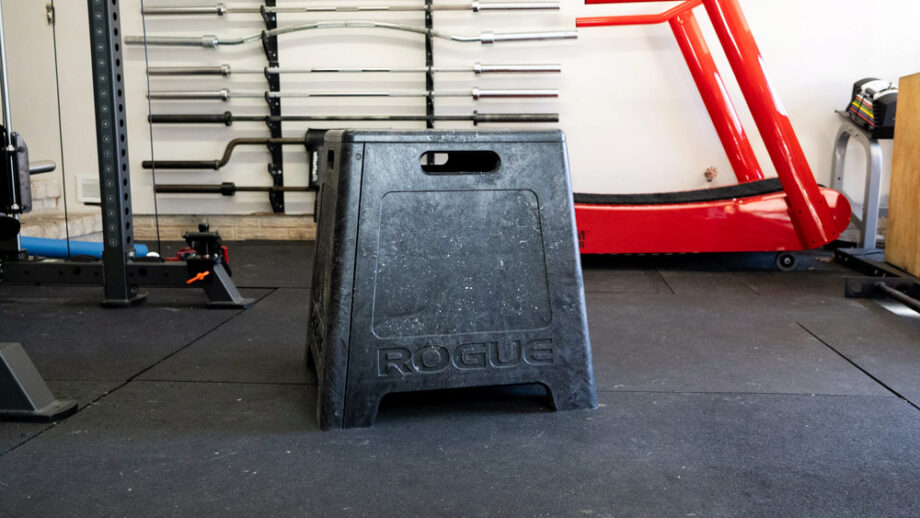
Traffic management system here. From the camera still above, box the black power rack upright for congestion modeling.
[0,0,251,309]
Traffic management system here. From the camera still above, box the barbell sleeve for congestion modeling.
[148,89,230,101]
[28,160,56,175]
[485,30,578,43]
[148,65,232,76]
[472,1,558,10]
[474,63,562,74]
[471,88,558,99]
[143,160,221,170]
[472,112,558,123]
[125,35,220,47]
[155,183,233,194]
[148,112,235,125]
[142,5,227,15]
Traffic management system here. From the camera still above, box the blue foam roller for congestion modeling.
[21,236,149,259]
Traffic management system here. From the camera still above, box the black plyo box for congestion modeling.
[309,130,596,429]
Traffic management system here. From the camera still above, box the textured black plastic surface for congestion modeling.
[308,130,597,429]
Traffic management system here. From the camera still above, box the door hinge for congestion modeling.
[45,3,55,26]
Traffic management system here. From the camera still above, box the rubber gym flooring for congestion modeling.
[2,241,920,516]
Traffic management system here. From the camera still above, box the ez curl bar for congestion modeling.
[125,20,577,48]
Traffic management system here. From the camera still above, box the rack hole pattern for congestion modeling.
[91,0,134,251]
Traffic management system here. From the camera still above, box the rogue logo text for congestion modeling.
[377,339,555,377]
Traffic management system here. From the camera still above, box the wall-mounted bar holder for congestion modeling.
[133,5,574,213]
[261,0,284,212]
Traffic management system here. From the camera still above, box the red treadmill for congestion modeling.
[574,0,851,254]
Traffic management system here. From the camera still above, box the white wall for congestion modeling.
[561,0,918,202]
[7,0,920,216]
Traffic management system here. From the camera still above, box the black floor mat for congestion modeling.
[139,289,313,385]
[2,383,919,516]
[2,243,920,516]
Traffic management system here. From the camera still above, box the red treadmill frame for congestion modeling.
[575,0,850,254]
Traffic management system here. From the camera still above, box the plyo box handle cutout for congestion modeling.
[420,150,500,175]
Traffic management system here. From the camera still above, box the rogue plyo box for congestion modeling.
[308,130,596,429]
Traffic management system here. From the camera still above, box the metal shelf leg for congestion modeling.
[831,123,884,249]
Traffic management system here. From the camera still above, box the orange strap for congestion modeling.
[186,270,211,285]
